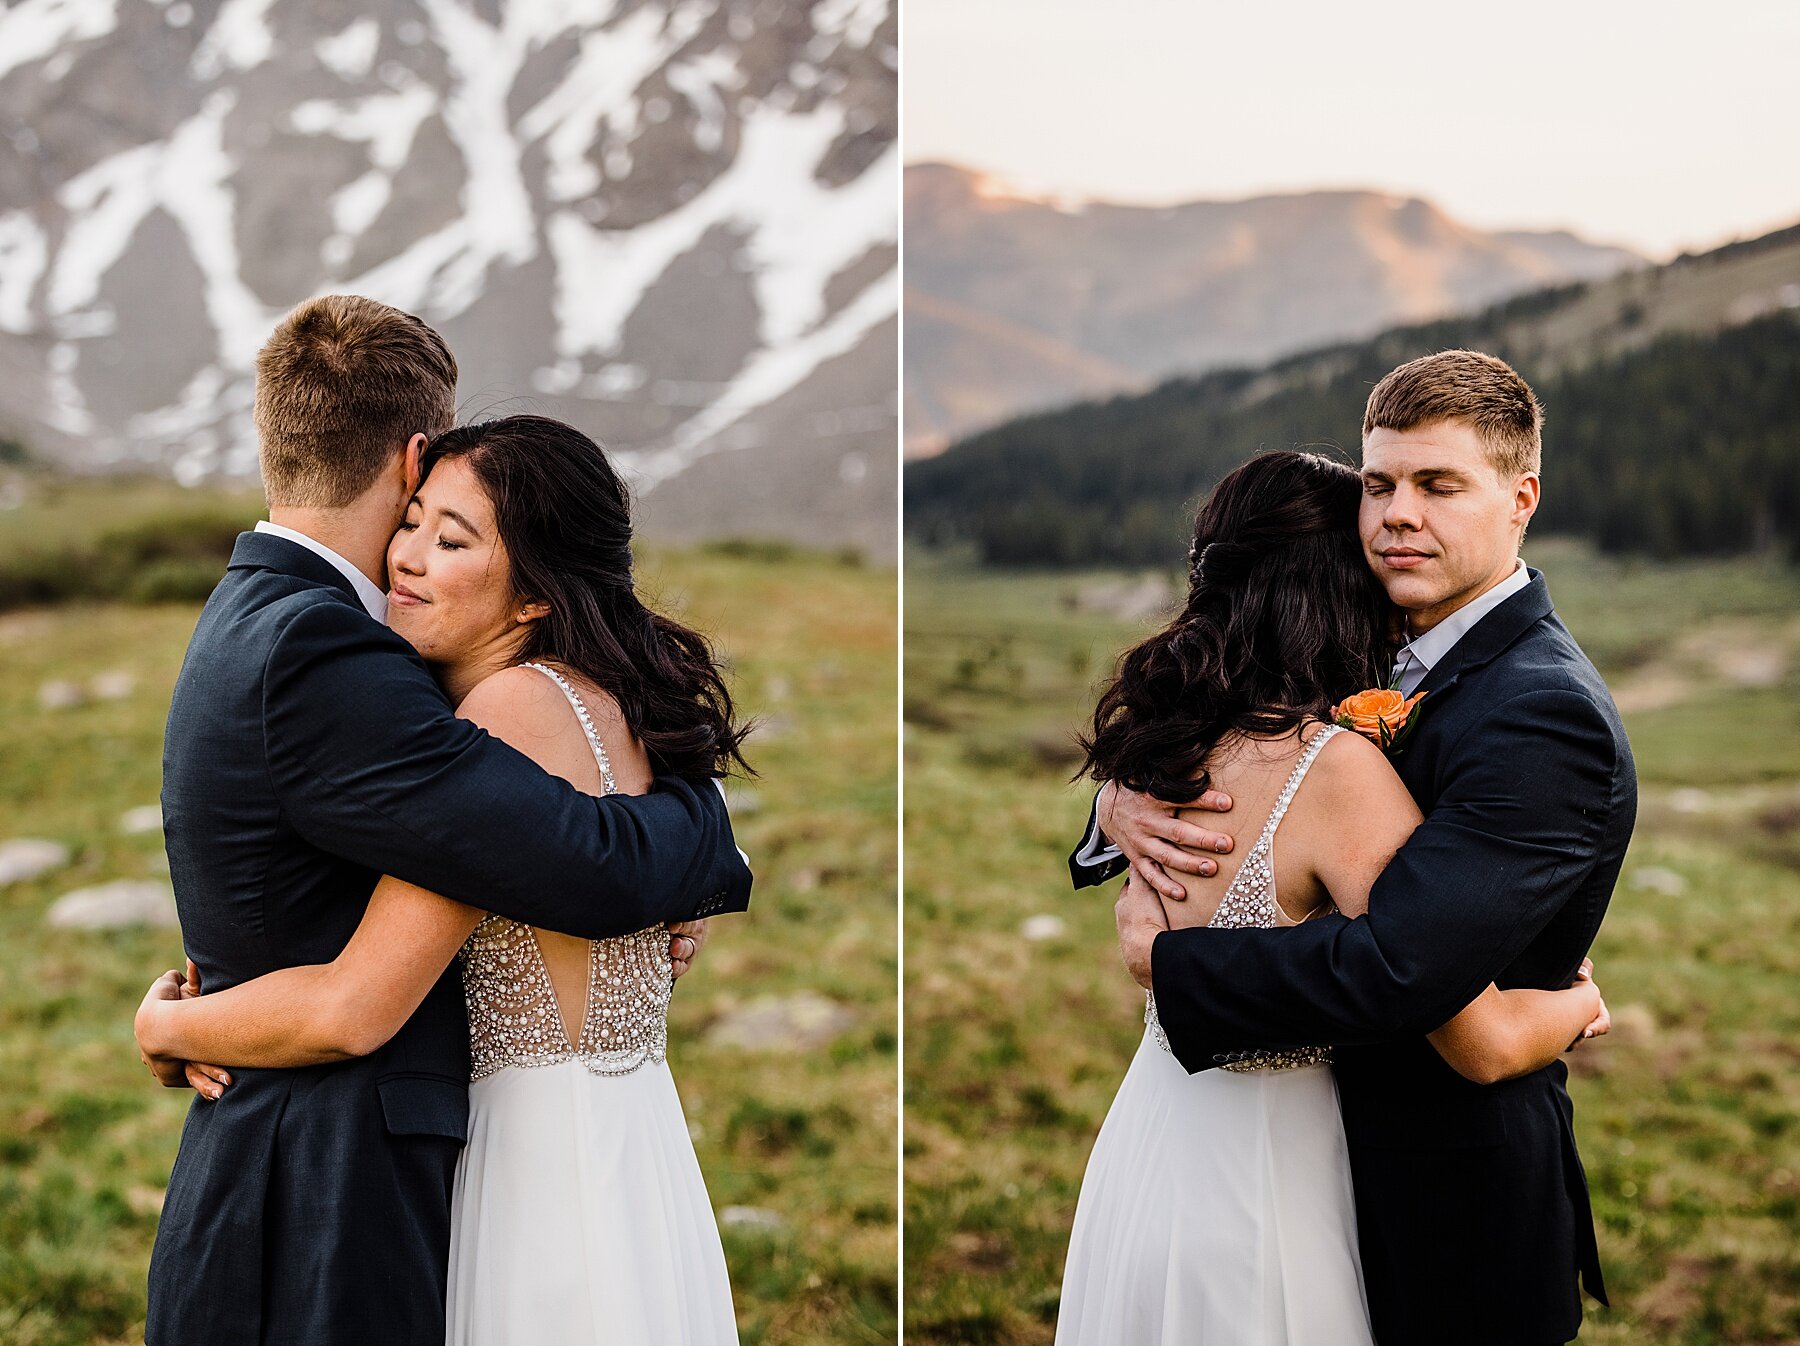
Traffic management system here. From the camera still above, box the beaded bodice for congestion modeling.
[1146,723,1343,1073]
[462,663,671,1083]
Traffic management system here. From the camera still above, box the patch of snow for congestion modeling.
[48,94,274,370]
[518,4,682,203]
[125,363,232,440]
[813,0,882,48]
[0,213,48,333]
[665,50,739,154]
[0,0,118,83]
[155,91,276,364]
[290,81,439,173]
[190,0,276,80]
[623,260,895,489]
[43,340,95,435]
[316,17,380,80]
[331,169,393,237]
[547,103,893,360]
[48,142,162,317]
[398,0,547,312]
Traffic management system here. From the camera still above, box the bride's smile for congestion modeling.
[386,455,547,702]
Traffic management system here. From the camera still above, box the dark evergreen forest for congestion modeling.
[907,281,1800,567]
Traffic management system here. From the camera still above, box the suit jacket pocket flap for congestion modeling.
[376,1075,469,1141]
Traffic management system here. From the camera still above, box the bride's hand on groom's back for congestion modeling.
[135,964,233,1099]
[1099,781,1236,901]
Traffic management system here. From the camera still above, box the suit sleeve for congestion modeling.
[261,597,751,938]
[1149,688,1619,1073]
[1068,789,1127,888]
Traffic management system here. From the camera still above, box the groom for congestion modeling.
[1075,350,1634,1346]
[141,295,750,1346]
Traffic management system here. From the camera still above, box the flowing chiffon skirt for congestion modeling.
[1055,1032,1373,1346]
[446,1059,738,1345]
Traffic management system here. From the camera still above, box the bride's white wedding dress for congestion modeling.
[1055,724,1374,1346]
[445,664,738,1345]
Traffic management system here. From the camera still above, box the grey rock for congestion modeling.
[90,671,136,701]
[0,839,72,886]
[121,805,164,835]
[46,880,179,930]
[704,992,856,1052]
[39,680,85,710]
[718,1205,785,1231]
[1630,866,1687,896]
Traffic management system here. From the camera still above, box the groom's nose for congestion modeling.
[1382,485,1424,532]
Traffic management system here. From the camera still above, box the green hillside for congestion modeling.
[906,223,1800,566]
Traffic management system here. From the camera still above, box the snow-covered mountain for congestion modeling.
[0,0,897,551]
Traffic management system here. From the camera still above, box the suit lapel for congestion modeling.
[1393,570,1556,801]
[1410,569,1554,704]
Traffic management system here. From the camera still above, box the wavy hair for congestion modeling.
[422,415,750,778]
[1079,451,1391,801]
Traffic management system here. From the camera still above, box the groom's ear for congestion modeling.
[402,433,429,495]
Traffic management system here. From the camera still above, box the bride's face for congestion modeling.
[386,457,529,665]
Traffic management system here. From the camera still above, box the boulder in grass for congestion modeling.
[39,680,84,710]
[719,1206,785,1231]
[1630,866,1687,896]
[46,880,179,930]
[121,805,164,836]
[703,992,856,1052]
[90,671,136,701]
[0,839,71,886]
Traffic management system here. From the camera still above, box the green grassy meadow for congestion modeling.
[903,539,1800,1345]
[0,486,898,1346]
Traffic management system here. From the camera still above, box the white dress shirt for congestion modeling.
[1389,558,1530,696]
[254,520,388,623]
[1075,556,1534,868]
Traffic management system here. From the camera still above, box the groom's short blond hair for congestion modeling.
[255,295,457,507]
[1363,349,1543,479]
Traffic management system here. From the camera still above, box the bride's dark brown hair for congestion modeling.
[1079,450,1390,802]
[422,415,751,778]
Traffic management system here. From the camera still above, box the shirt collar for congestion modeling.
[1397,558,1529,675]
[254,520,388,623]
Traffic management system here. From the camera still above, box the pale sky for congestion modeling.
[903,0,1800,259]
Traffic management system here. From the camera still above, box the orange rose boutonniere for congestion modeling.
[1332,687,1426,754]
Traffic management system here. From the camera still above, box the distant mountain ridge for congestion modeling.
[903,162,1642,455]
[0,0,897,553]
[906,220,1800,565]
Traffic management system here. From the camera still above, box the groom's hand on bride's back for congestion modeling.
[668,919,708,979]
[1099,781,1236,902]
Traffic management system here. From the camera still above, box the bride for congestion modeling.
[134,414,747,1344]
[1055,451,1605,1345]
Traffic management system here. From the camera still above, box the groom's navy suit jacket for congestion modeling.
[147,531,751,1346]
[1073,571,1635,1346]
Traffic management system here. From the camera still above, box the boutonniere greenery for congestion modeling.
[1332,687,1426,754]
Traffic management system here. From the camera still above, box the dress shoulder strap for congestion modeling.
[521,662,617,796]
[1252,722,1343,852]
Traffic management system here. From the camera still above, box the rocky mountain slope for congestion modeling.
[904,162,1640,455]
[907,220,1800,565]
[0,0,897,551]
